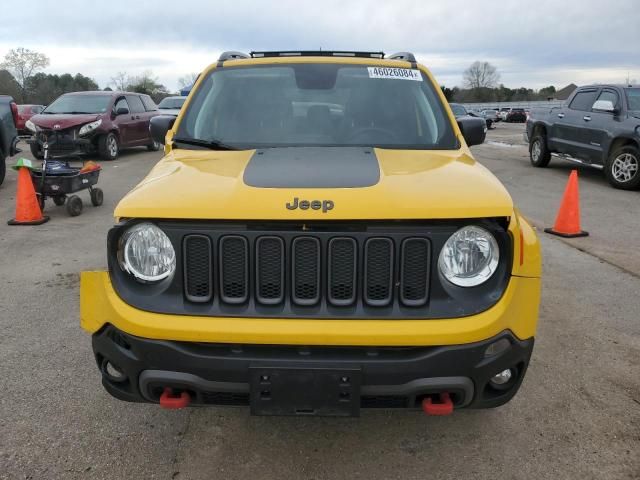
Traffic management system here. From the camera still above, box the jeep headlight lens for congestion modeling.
[78,118,102,136]
[438,226,499,287]
[119,223,176,283]
[25,119,37,132]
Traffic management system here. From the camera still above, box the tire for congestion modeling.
[605,145,640,190]
[53,195,66,206]
[30,142,44,159]
[486,119,493,130]
[0,154,5,186]
[66,195,83,216]
[529,134,551,168]
[90,187,104,206]
[147,140,161,151]
[98,132,119,160]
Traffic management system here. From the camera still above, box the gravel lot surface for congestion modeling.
[0,123,638,479]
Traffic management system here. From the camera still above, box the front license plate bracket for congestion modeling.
[249,367,361,417]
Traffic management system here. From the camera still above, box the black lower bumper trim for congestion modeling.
[92,326,534,413]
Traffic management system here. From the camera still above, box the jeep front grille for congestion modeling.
[182,231,431,310]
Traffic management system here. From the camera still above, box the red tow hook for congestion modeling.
[159,387,191,409]
[422,392,454,416]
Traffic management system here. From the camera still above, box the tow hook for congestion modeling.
[421,392,454,416]
[159,387,191,409]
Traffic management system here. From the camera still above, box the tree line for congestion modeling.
[441,60,558,103]
[0,47,179,105]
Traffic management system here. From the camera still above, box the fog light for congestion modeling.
[490,369,512,385]
[484,338,511,357]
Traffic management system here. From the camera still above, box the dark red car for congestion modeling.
[27,91,160,160]
[16,104,45,134]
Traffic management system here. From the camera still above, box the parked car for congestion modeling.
[498,107,511,120]
[26,91,160,160]
[481,109,500,124]
[16,104,45,134]
[467,110,494,129]
[0,95,20,186]
[505,108,526,123]
[449,103,488,140]
[81,50,541,416]
[157,96,186,116]
[526,84,640,189]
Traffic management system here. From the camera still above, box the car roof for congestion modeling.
[578,84,639,90]
[61,90,142,96]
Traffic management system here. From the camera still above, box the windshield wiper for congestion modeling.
[172,136,238,151]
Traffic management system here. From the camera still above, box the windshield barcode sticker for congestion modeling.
[368,67,422,81]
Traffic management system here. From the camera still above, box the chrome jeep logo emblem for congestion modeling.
[286,197,334,213]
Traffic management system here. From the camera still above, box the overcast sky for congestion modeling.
[0,0,638,92]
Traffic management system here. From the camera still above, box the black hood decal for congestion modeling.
[243,147,380,188]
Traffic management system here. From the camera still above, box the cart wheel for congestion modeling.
[66,195,83,216]
[90,188,104,207]
[53,195,66,206]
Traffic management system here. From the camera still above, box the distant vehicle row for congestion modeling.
[526,84,640,189]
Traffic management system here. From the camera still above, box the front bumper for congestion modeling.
[93,325,534,413]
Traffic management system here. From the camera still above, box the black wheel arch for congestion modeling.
[606,136,639,161]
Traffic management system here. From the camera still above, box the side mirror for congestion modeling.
[457,118,486,147]
[116,107,129,115]
[592,99,617,114]
[150,115,176,145]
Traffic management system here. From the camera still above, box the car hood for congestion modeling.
[115,146,514,220]
[31,113,101,130]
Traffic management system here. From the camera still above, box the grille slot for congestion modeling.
[400,238,430,306]
[183,235,213,302]
[292,237,321,305]
[364,238,394,306]
[328,237,357,306]
[256,236,285,304]
[219,236,249,304]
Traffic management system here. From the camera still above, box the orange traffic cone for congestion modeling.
[7,164,50,226]
[544,170,588,238]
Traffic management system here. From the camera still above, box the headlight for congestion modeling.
[78,119,102,136]
[25,119,37,132]
[118,223,176,283]
[438,225,499,287]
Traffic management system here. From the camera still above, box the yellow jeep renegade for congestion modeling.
[80,50,541,416]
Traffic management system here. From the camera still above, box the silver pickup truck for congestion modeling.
[0,95,20,186]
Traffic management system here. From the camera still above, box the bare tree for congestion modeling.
[110,71,130,91]
[178,72,199,89]
[463,61,500,90]
[1,47,49,101]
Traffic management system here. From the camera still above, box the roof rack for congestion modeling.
[216,50,418,67]
[250,51,385,59]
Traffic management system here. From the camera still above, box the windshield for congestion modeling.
[158,97,186,109]
[44,94,111,114]
[626,88,640,111]
[176,64,457,149]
